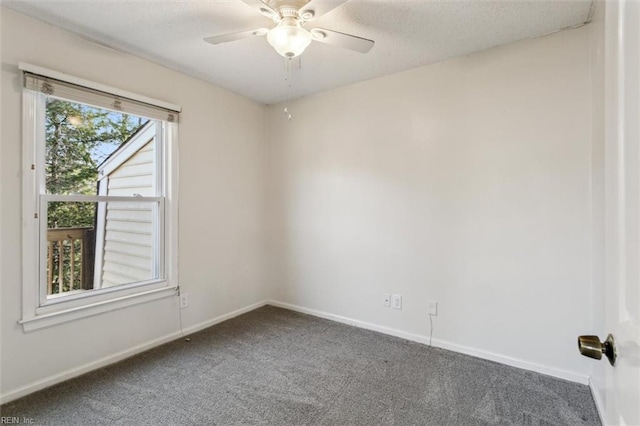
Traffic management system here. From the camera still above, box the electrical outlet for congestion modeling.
[383,293,391,307]
[392,294,402,310]
[428,300,438,316]
[180,292,189,309]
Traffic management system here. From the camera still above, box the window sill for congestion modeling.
[20,286,177,332]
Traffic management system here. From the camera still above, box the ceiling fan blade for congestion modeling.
[298,0,348,20]
[309,28,374,53]
[204,28,268,45]
[240,0,279,20]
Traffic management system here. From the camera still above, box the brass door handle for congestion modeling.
[578,334,616,366]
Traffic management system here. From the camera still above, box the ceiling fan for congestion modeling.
[204,0,375,58]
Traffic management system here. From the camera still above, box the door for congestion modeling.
[604,1,640,424]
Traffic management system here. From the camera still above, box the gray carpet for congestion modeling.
[1,306,600,425]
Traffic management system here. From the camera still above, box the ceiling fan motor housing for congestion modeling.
[265,0,311,16]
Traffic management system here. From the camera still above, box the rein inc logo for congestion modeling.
[0,418,34,424]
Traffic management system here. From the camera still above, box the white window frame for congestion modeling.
[20,63,180,332]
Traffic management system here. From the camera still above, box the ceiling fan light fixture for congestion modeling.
[267,17,312,58]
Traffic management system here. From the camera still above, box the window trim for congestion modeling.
[19,62,181,114]
[20,65,180,332]
[20,287,178,332]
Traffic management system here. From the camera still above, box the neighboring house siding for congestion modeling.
[104,144,155,197]
[95,123,157,289]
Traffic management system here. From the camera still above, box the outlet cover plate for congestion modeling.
[392,294,402,310]
[428,300,438,315]
[180,293,189,309]
[383,293,391,307]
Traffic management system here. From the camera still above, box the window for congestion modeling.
[20,63,180,331]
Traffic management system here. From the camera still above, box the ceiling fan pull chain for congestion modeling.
[283,57,293,121]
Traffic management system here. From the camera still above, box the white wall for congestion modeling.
[267,25,599,381]
[0,7,268,401]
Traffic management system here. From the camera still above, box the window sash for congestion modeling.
[38,196,166,308]
[42,195,164,203]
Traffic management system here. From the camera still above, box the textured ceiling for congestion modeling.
[3,0,593,104]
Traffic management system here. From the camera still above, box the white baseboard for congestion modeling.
[0,299,269,405]
[180,300,268,336]
[267,299,590,385]
[589,377,607,425]
[0,330,181,405]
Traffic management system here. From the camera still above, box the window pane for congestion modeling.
[46,201,160,299]
[99,201,160,289]
[46,225,94,296]
[44,98,150,196]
